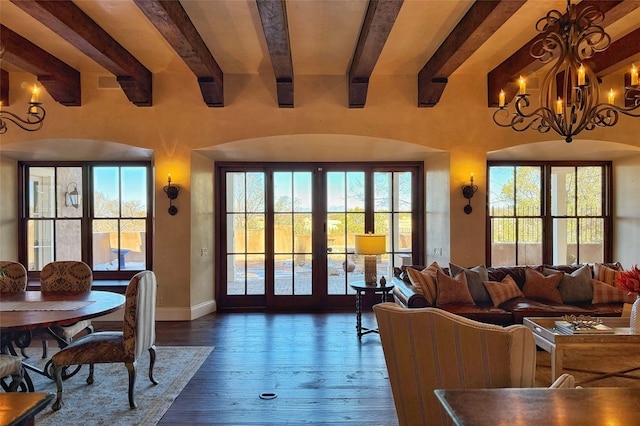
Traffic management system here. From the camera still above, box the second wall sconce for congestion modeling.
[461,174,478,214]
[163,174,180,215]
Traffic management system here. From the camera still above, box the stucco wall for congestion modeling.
[2,68,640,318]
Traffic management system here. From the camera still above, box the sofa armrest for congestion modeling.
[391,276,429,308]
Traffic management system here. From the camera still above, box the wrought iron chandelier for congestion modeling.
[0,42,46,134]
[493,0,640,143]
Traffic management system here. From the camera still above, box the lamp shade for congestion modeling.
[355,234,386,255]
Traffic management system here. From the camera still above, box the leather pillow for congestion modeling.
[449,263,491,304]
[523,266,563,303]
[436,270,474,306]
[483,274,524,307]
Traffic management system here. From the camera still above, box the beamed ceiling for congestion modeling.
[1,0,640,111]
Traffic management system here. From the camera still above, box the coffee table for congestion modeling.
[524,317,640,381]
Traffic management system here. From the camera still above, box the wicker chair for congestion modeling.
[373,303,574,426]
[51,270,158,410]
[39,261,94,357]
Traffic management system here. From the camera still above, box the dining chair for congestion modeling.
[373,303,574,426]
[0,354,24,392]
[39,261,94,358]
[51,270,158,410]
[0,261,27,293]
[1,261,29,357]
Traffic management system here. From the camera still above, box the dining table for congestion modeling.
[0,290,125,391]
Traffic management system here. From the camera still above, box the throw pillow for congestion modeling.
[544,265,593,304]
[406,267,437,305]
[592,279,638,304]
[436,270,474,306]
[593,263,620,286]
[483,275,524,307]
[523,266,563,303]
[449,263,491,304]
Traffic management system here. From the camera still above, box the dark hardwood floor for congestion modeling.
[99,311,398,425]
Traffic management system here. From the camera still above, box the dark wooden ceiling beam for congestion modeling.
[0,24,81,106]
[133,0,224,107]
[11,0,152,106]
[487,0,640,107]
[256,0,294,108]
[349,0,404,108]
[418,0,525,108]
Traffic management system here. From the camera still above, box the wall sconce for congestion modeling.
[163,174,180,215]
[65,182,80,208]
[461,174,478,215]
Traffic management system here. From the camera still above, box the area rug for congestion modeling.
[535,346,640,388]
[27,346,213,426]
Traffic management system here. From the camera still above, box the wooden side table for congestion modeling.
[349,281,393,339]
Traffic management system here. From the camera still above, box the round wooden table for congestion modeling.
[0,290,126,390]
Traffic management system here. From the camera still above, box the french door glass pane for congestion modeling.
[121,168,148,217]
[489,166,515,216]
[327,171,365,295]
[29,167,55,218]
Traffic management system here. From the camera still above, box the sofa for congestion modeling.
[391,262,632,326]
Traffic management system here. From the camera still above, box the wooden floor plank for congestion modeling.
[96,311,399,425]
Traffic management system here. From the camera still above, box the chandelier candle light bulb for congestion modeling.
[608,89,615,105]
[632,64,638,86]
[556,98,563,115]
[518,76,526,95]
[577,64,586,86]
[499,90,505,108]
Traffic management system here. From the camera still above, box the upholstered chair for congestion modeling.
[374,303,540,426]
[51,270,158,410]
[39,261,94,357]
[0,354,24,392]
[0,261,27,293]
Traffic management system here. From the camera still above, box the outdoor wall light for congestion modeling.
[461,173,478,215]
[163,174,180,215]
[65,182,80,208]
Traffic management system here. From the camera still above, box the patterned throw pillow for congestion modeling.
[592,279,638,304]
[436,270,474,306]
[406,267,437,305]
[544,265,593,304]
[483,275,524,307]
[449,263,491,304]
[593,263,620,286]
[523,266,563,303]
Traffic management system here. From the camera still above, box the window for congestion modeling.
[19,162,152,280]
[487,162,611,266]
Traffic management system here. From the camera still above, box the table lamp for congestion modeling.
[355,234,386,285]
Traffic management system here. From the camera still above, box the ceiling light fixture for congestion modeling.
[0,42,47,134]
[493,0,640,143]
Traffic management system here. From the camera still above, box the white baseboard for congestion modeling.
[93,299,217,322]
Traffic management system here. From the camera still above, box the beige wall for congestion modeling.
[2,68,640,319]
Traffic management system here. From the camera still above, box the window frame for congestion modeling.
[18,161,153,281]
[486,160,612,266]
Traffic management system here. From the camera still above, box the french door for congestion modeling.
[215,162,423,310]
